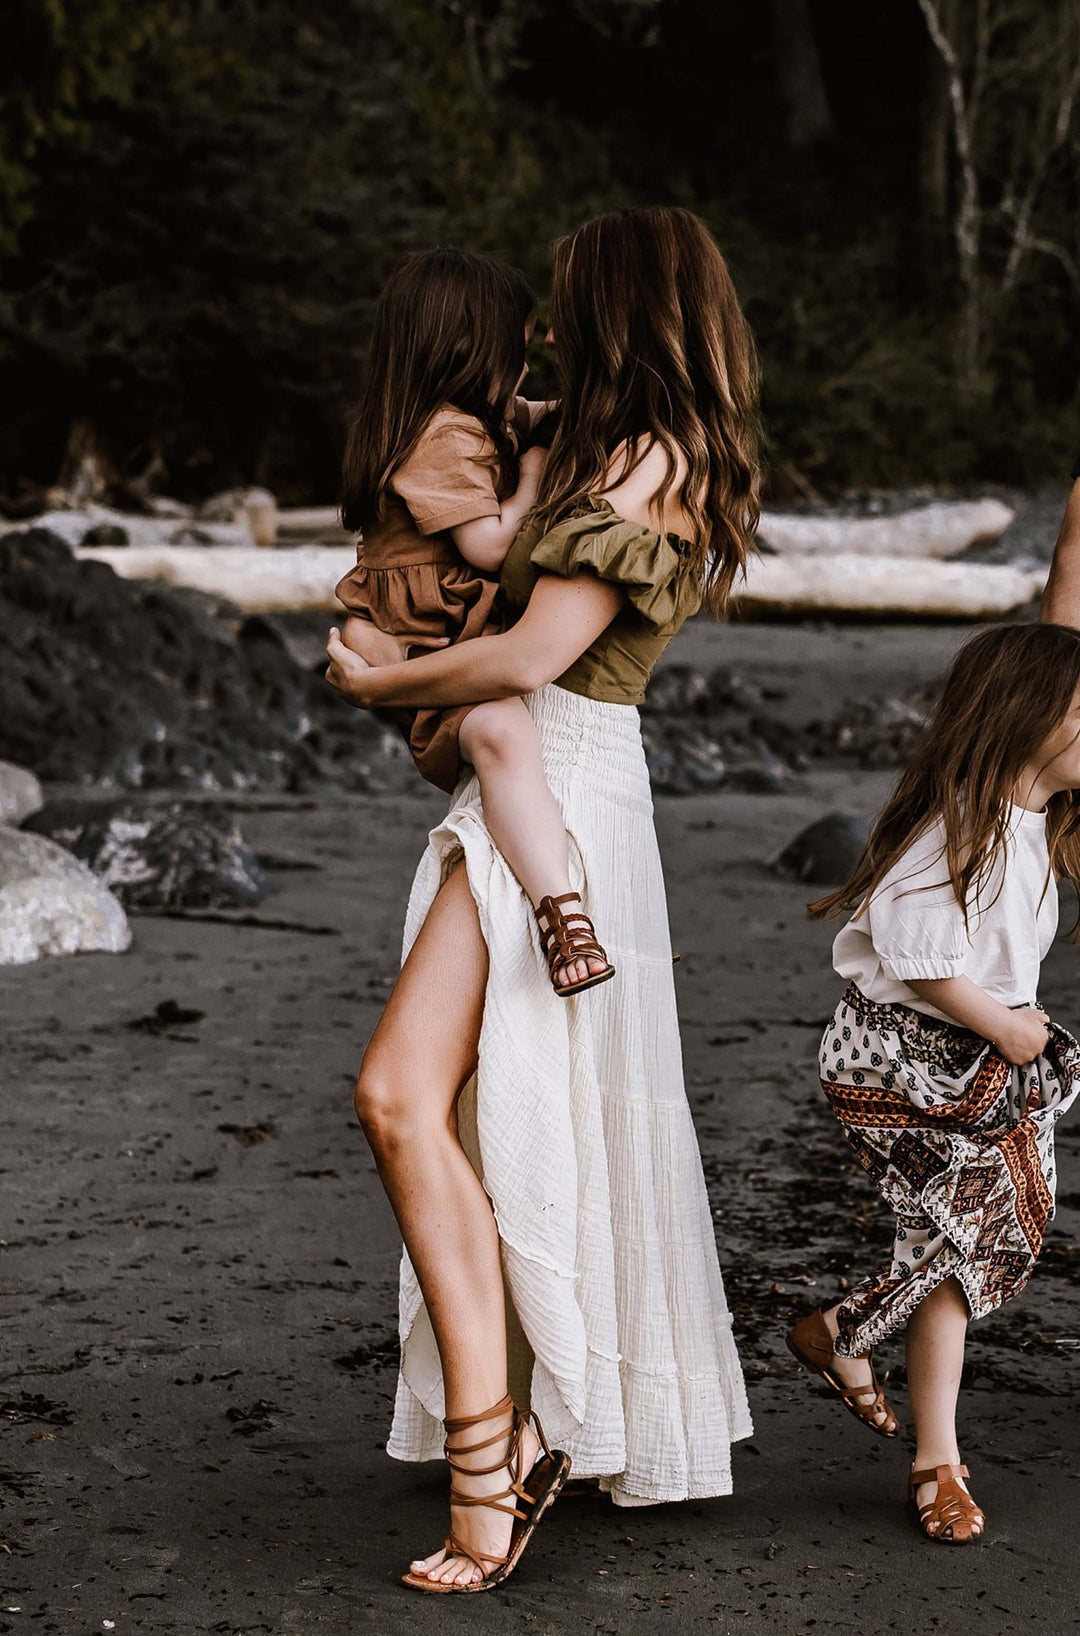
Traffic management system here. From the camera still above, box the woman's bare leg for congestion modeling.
[459,697,605,988]
[905,1276,980,1534]
[354,862,539,1586]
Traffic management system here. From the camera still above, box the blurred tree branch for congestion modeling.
[918,0,1080,398]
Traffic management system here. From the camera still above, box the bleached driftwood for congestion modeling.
[74,544,358,611]
[4,503,254,550]
[738,553,1043,618]
[276,505,353,540]
[758,498,1014,558]
[75,541,1045,620]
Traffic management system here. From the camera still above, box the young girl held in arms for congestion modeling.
[790,622,1080,1544]
[335,248,612,995]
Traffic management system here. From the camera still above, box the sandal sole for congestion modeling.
[554,966,616,998]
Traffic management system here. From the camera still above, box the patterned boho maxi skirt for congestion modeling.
[385,682,753,1505]
[820,983,1080,1358]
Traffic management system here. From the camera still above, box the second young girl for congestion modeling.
[335,249,612,995]
[790,621,1080,1544]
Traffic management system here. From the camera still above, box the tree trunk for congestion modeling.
[770,0,836,149]
[919,35,950,223]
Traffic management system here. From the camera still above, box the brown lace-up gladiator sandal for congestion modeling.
[909,1463,985,1545]
[535,892,615,997]
[400,1393,571,1594]
[786,1308,899,1438]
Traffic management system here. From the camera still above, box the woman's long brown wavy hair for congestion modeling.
[810,623,1080,928]
[534,206,761,614]
[341,249,535,533]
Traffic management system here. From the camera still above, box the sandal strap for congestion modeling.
[536,894,610,977]
[911,1463,970,1488]
[445,1533,510,1575]
[443,1392,514,1436]
[444,1398,538,1527]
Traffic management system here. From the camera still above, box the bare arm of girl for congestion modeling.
[326,571,621,709]
[450,445,547,574]
[905,976,1051,1066]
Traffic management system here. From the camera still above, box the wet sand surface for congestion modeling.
[4,622,1080,1634]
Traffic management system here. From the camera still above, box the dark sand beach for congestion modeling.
[5,620,1080,1634]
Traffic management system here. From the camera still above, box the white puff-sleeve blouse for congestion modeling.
[832,805,1058,1021]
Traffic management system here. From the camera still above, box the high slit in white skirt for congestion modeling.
[385,682,752,1505]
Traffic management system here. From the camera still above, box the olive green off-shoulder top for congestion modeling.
[499,496,703,705]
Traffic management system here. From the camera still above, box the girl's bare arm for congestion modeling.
[451,446,547,573]
[906,975,1050,1065]
[326,572,621,709]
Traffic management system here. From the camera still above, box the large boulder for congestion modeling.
[772,812,872,886]
[0,827,131,965]
[24,800,268,909]
[0,761,43,825]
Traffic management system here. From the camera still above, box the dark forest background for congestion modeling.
[3,0,1080,508]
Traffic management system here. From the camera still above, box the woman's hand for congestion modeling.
[326,627,374,706]
[993,1006,1051,1067]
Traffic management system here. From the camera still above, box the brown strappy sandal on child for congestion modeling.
[786,1308,899,1438]
[909,1463,985,1545]
[400,1392,571,1594]
[536,892,615,997]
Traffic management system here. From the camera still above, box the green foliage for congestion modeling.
[2,0,1078,501]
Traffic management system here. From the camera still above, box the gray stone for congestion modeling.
[26,799,269,910]
[772,811,872,886]
[0,761,43,825]
[0,826,131,965]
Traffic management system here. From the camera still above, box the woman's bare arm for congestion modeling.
[325,572,621,709]
[1041,477,1080,628]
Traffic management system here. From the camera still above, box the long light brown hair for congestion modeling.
[341,249,535,533]
[811,623,1080,928]
[534,206,761,614]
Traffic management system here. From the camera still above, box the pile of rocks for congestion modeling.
[640,663,806,794]
[0,526,405,794]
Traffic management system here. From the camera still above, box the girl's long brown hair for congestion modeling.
[535,206,761,614]
[811,623,1080,927]
[341,249,536,533]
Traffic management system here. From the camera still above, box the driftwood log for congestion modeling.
[74,542,1045,619]
[757,498,1014,557]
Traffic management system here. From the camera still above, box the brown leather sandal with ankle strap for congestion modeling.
[400,1392,571,1594]
[786,1308,899,1438]
[909,1463,985,1545]
[536,892,615,997]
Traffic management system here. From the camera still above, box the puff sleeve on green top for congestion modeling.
[500,496,704,705]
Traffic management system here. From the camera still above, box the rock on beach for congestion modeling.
[0,826,131,965]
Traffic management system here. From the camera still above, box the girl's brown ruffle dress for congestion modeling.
[334,407,504,792]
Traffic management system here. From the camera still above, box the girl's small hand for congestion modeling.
[994,1006,1051,1066]
[518,444,547,486]
[326,627,374,706]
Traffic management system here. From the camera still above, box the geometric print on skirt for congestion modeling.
[819,984,1080,1358]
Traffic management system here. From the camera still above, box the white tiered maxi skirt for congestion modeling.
[386,683,752,1505]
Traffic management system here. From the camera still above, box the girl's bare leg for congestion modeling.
[818,1303,894,1431]
[905,1276,980,1534]
[354,863,540,1586]
[340,614,407,667]
[459,697,606,988]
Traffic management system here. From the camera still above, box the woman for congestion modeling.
[326,206,759,1594]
